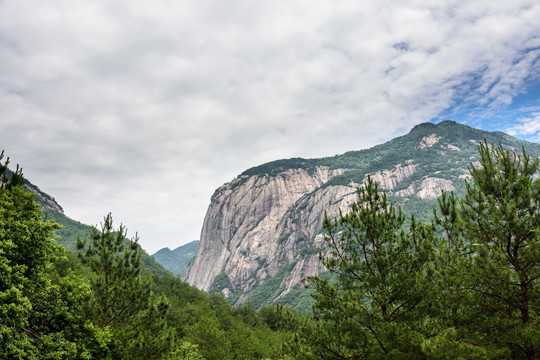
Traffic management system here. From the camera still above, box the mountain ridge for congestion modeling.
[183,121,540,310]
[152,240,200,276]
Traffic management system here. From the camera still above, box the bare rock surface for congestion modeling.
[183,166,347,295]
[418,134,441,148]
[417,177,455,199]
[368,163,418,190]
[26,183,64,213]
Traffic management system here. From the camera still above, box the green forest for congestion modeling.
[1,141,539,359]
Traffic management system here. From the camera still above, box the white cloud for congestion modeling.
[1,0,539,252]
[506,110,540,138]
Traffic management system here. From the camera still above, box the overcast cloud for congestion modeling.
[1,0,540,253]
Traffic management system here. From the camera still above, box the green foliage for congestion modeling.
[169,341,205,360]
[140,250,172,278]
[398,196,439,224]
[209,272,233,292]
[0,154,107,359]
[77,213,173,359]
[247,262,296,309]
[46,210,171,278]
[434,142,540,358]
[274,286,315,313]
[208,272,243,305]
[300,177,436,359]
[43,210,93,251]
[241,158,321,177]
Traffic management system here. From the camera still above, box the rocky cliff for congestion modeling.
[2,168,63,213]
[183,121,540,308]
[184,167,347,297]
[26,181,64,213]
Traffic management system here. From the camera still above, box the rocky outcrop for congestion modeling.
[1,174,64,213]
[417,178,455,200]
[368,163,418,190]
[394,183,416,198]
[183,166,348,296]
[446,144,461,151]
[183,160,456,303]
[26,182,64,213]
[418,134,441,148]
[388,177,456,200]
[182,121,540,308]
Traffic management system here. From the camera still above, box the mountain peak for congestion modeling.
[183,122,540,310]
[152,240,200,276]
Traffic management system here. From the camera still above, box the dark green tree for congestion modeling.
[0,152,108,359]
[302,177,436,359]
[434,142,540,359]
[77,213,173,359]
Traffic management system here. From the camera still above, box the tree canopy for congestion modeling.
[1,140,539,360]
[296,142,540,359]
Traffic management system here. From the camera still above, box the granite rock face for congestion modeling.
[183,167,349,299]
[26,182,64,213]
[183,121,540,306]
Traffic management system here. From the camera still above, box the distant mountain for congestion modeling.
[183,121,540,310]
[4,171,171,278]
[42,210,171,277]
[152,241,200,276]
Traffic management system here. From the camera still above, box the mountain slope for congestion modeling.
[2,165,170,276]
[44,210,170,277]
[183,121,540,308]
[152,240,200,276]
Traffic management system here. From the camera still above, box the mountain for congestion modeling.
[42,210,171,277]
[2,166,64,213]
[183,121,540,309]
[152,240,200,276]
[7,171,171,278]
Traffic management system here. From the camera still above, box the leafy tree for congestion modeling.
[170,341,205,360]
[0,152,107,359]
[184,311,230,360]
[0,152,297,360]
[77,213,173,359]
[301,177,436,359]
[435,142,540,359]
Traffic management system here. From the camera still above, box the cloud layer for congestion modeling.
[1,0,539,252]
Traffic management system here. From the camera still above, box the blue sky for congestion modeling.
[434,73,540,141]
[1,0,539,253]
[434,80,540,142]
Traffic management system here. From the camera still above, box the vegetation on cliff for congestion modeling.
[1,128,539,359]
[187,121,540,311]
[284,141,540,359]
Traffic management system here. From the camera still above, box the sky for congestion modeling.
[1,0,540,254]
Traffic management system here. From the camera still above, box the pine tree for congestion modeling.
[461,142,539,358]
[78,214,151,328]
[77,213,173,359]
[302,177,436,359]
[433,142,540,359]
[0,152,107,359]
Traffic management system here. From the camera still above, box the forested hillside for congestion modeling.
[1,134,539,359]
[0,152,293,360]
